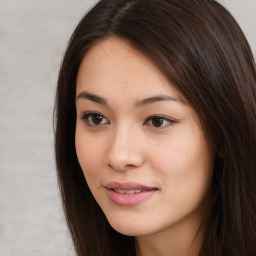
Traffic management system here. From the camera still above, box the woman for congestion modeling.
[54,0,256,255]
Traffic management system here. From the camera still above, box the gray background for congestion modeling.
[0,0,255,255]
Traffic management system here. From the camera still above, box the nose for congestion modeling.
[105,124,144,171]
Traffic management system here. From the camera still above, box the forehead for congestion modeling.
[76,37,181,101]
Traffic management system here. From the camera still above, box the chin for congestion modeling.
[106,217,154,237]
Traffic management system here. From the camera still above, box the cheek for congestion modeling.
[151,133,214,200]
[75,131,103,185]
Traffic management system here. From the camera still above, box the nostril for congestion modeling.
[107,162,137,172]
[106,150,144,171]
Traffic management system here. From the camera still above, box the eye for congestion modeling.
[80,112,109,126]
[145,115,175,128]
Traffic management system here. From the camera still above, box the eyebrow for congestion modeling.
[76,91,184,106]
[135,95,184,106]
[76,91,107,105]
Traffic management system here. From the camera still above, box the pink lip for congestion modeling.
[105,182,158,206]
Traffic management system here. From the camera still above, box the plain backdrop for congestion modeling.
[0,0,255,255]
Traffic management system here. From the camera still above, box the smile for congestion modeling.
[113,189,144,194]
[105,182,158,206]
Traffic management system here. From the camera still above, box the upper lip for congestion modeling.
[105,182,157,191]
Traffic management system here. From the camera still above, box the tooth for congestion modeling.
[115,189,125,194]
[114,189,143,194]
[126,190,135,194]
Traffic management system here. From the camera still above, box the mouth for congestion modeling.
[105,182,158,206]
[105,181,158,193]
[112,189,146,194]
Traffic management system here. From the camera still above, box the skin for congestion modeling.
[75,37,215,256]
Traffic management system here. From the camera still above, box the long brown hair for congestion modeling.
[54,0,256,255]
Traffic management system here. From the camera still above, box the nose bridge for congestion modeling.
[106,121,143,170]
[112,122,131,147]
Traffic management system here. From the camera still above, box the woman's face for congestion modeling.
[75,37,215,238]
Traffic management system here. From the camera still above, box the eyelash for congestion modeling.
[145,115,176,128]
[80,112,176,128]
[80,111,109,127]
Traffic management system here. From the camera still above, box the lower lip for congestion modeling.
[106,189,156,206]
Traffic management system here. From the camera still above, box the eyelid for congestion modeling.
[80,111,102,118]
[144,114,176,128]
[80,111,110,126]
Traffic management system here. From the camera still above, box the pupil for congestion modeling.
[92,115,103,124]
[152,117,163,127]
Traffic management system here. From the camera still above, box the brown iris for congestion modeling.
[151,117,164,127]
[92,114,104,125]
